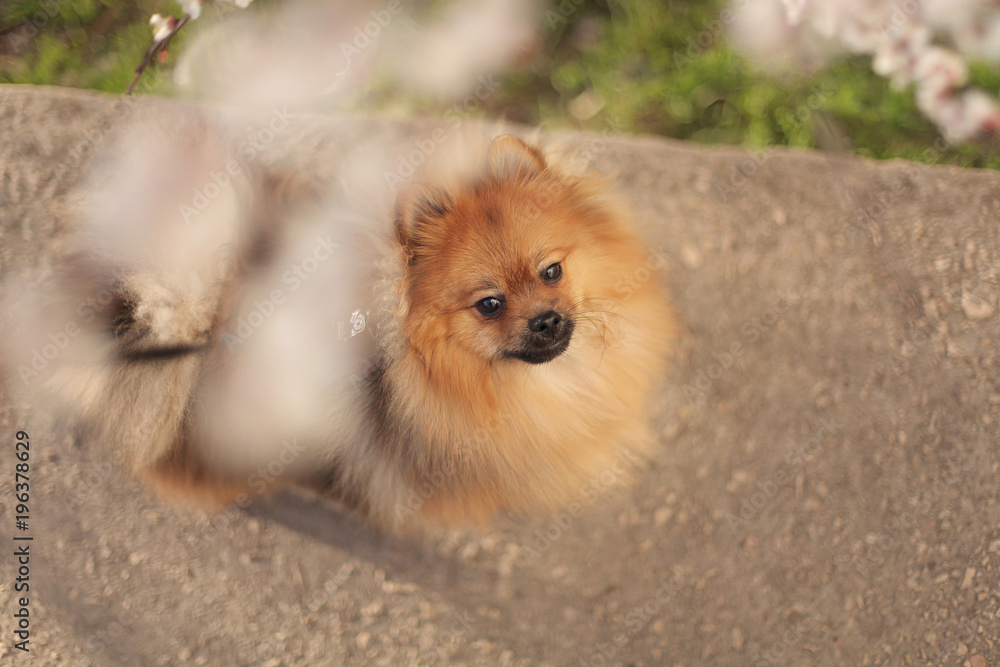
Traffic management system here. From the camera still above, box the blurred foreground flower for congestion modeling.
[128,0,538,113]
[730,0,1000,143]
[128,0,256,95]
[149,14,179,44]
[4,0,543,484]
[170,0,538,110]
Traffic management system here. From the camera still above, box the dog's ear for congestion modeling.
[486,135,547,182]
[394,184,453,251]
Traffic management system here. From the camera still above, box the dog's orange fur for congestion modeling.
[23,131,673,531]
[367,135,675,525]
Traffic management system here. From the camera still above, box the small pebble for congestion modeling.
[962,290,996,320]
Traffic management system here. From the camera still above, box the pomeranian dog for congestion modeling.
[5,124,673,530]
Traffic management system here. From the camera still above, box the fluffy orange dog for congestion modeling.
[12,130,673,530]
[350,136,674,525]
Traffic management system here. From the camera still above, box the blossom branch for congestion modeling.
[126,14,190,96]
[125,0,253,96]
[731,0,1000,145]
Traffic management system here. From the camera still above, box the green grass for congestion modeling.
[2,1,155,90]
[2,0,997,168]
[483,0,999,168]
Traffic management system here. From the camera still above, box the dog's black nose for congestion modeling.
[511,309,574,363]
[528,310,562,338]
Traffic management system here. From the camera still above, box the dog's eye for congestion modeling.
[541,262,562,283]
[476,297,503,316]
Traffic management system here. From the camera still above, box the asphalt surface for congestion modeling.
[1,85,999,666]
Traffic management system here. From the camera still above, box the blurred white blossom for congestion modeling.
[393,0,539,99]
[148,13,177,43]
[181,0,205,21]
[730,0,1000,142]
[171,0,539,111]
[132,0,257,94]
[26,0,544,473]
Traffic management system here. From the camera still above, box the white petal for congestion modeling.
[182,0,202,21]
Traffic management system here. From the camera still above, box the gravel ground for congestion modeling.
[1,85,998,666]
